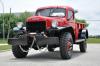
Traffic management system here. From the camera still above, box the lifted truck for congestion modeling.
[8,6,88,59]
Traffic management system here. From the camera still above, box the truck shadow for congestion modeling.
[19,50,85,61]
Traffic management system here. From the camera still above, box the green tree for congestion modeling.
[0,12,32,38]
[17,11,32,22]
[0,13,18,38]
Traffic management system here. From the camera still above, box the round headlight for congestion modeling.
[52,20,58,28]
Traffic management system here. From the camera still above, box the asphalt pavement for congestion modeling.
[0,44,100,66]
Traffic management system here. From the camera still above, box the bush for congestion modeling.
[0,12,32,38]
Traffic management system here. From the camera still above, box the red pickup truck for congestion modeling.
[8,6,88,59]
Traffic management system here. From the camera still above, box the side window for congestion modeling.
[68,10,74,20]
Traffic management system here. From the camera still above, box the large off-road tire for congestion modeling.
[79,40,87,52]
[79,32,87,52]
[60,32,73,59]
[12,45,28,58]
[11,31,29,58]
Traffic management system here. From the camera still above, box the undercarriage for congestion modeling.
[8,31,59,50]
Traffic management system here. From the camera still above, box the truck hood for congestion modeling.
[26,16,66,23]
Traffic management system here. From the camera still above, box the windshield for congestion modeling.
[36,8,66,17]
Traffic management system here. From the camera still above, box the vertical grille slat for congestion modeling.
[26,21,46,32]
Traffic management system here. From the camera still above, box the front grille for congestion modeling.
[26,21,46,32]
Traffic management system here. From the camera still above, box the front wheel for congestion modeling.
[12,45,29,58]
[60,32,73,59]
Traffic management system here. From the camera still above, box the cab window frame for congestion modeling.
[67,10,74,21]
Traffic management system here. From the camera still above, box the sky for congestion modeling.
[0,0,100,35]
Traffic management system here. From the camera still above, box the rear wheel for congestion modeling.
[79,32,87,52]
[60,32,73,59]
[79,40,87,52]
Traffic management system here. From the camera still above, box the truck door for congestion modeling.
[67,10,79,40]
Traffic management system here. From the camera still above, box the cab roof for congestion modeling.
[37,6,74,11]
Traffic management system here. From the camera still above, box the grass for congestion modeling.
[0,39,11,52]
[0,39,7,44]
[0,45,11,52]
[87,38,100,43]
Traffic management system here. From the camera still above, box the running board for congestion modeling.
[75,39,85,43]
